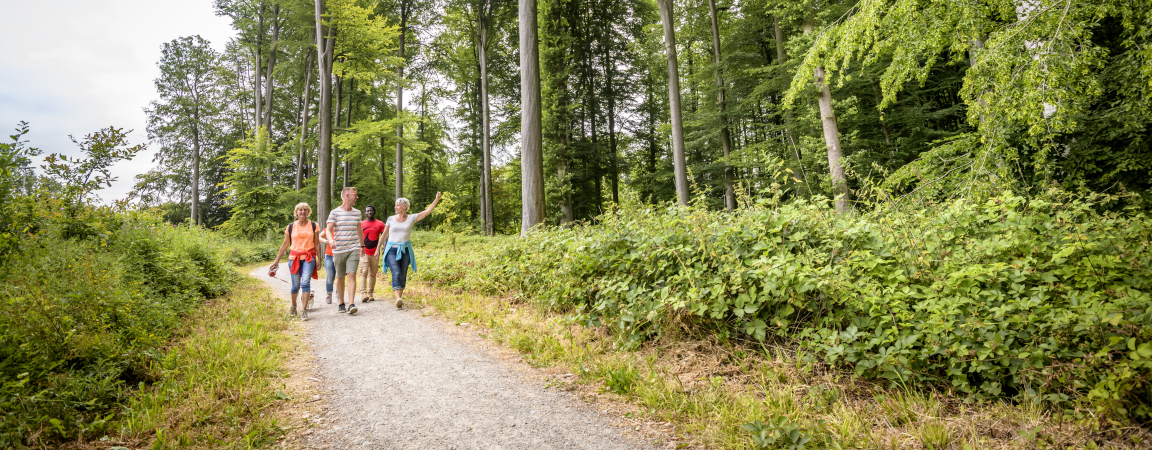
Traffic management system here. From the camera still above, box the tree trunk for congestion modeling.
[656,0,689,205]
[804,18,849,214]
[708,0,734,211]
[606,63,619,205]
[773,15,794,145]
[263,4,280,136]
[315,0,333,240]
[479,14,494,236]
[255,2,265,132]
[396,12,407,200]
[334,76,343,132]
[520,0,545,234]
[192,124,201,226]
[296,49,314,191]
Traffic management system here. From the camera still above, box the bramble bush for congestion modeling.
[419,188,1152,423]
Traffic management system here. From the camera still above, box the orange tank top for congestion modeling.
[288,221,316,254]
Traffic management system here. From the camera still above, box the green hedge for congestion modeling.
[0,202,246,447]
[419,190,1152,422]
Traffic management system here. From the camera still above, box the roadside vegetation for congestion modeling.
[414,186,1152,448]
[0,125,285,448]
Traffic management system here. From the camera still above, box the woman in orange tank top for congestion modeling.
[271,203,321,319]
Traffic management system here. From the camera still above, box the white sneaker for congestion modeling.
[395,298,404,309]
[301,310,309,321]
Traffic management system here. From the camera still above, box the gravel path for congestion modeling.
[251,263,656,450]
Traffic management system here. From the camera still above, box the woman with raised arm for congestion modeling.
[382,192,442,308]
[270,202,321,320]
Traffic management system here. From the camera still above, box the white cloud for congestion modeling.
[0,0,236,203]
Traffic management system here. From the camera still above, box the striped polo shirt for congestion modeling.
[326,207,362,254]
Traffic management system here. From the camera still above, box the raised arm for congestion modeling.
[414,192,443,222]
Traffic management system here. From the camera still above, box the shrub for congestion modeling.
[0,204,243,446]
[419,189,1152,422]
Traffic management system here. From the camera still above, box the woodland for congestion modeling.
[1,0,1151,447]
[127,0,1152,236]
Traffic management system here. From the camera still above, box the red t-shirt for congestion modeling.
[361,219,386,255]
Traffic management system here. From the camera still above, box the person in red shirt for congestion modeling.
[358,205,387,302]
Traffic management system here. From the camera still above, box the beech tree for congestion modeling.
[145,36,223,226]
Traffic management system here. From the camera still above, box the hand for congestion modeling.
[269,262,278,273]
[435,191,442,201]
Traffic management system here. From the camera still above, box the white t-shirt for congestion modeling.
[386,214,417,243]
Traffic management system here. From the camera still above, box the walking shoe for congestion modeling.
[361,295,370,302]
[301,310,309,321]
[290,306,298,317]
[338,303,347,313]
[326,292,333,304]
[395,298,404,309]
[348,303,358,314]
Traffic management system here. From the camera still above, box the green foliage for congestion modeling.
[40,127,145,205]
[0,122,40,259]
[421,188,1152,422]
[218,132,292,238]
[742,417,817,449]
[0,201,248,447]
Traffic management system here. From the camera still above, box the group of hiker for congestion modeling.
[270,186,443,320]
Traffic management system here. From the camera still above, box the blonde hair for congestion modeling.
[341,186,358,195]
[293,202,312,217]
[395,197,411,209]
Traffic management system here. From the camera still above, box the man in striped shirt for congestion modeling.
[326,186,365,314]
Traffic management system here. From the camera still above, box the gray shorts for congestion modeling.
[333,249,361,278]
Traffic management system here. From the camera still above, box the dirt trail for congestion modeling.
[251,263,655,450]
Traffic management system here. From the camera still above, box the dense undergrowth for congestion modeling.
[418,189,1152,426]
[0,199,277,447]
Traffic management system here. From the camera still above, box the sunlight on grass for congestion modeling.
[108,275,296,449]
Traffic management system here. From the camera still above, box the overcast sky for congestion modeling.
[0,0,236,202]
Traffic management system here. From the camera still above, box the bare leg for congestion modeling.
[394,288,404,299]
[336,277,346,304]
[345,274,358,305]
[291,292,299,309]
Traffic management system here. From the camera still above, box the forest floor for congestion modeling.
[250,263,670,449]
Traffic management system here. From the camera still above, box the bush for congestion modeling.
[419,189,1152,422]
[0,202,245,446]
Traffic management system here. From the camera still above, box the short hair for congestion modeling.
[395,197,411,209]
[294,202,312,216]
[341,186,357,195]
[365,204,376,212]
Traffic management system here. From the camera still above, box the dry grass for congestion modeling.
[404,280,1152,450]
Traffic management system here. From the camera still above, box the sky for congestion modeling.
[0,0,236,203]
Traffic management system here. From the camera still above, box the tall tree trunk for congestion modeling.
[396,9,408,200]
[255,2,266,132]
[192,122,201,226]
[804,18,849,214]
[479,14,494,236]
[656,0,689,205]
[315,0,333,240]
[334,76,343,132]
[520,0,545,234]
[708,0,734,211]
[296,49,314,191]
[263,4,280,136]
[606,60,618,205]
[773,15,794,145]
